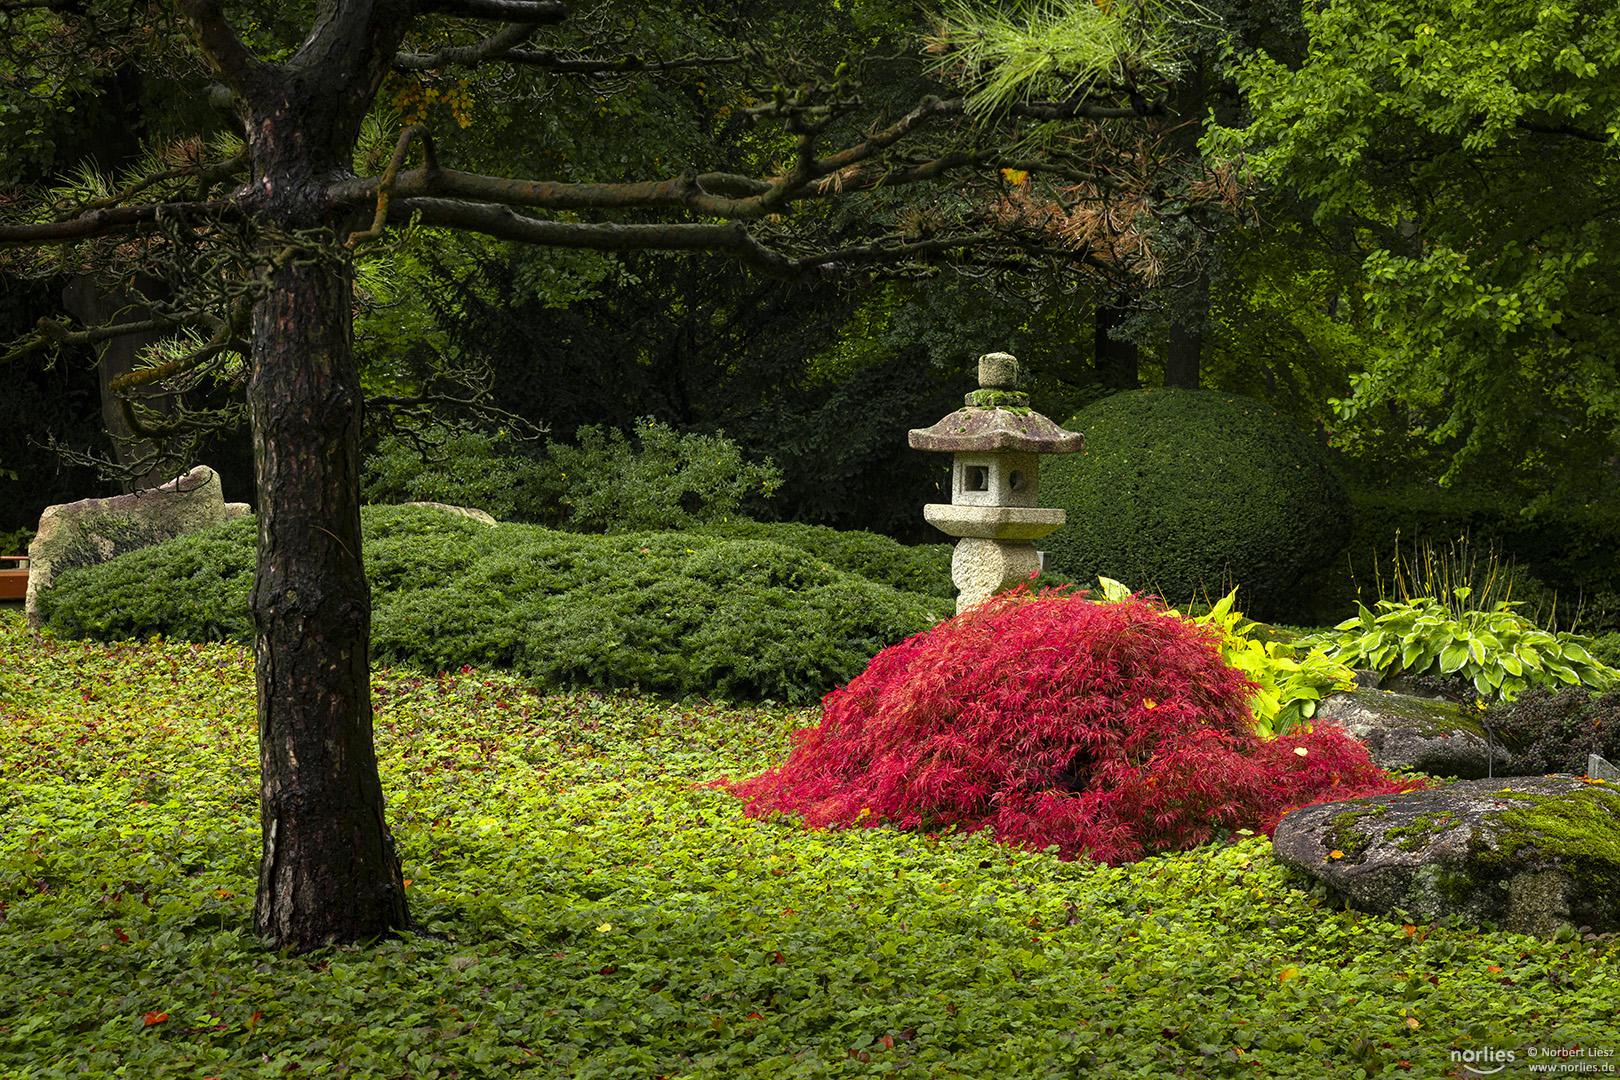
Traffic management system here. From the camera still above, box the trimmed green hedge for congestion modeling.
[37,506,951,704]
[1040,389,1352,624]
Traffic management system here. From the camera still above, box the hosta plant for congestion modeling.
[1309,592,1620,701]
[727,588,1408,863]
[1096,578,1356,738]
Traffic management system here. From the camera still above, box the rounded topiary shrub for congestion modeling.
[1040,389,1351,623]
[726,589,1407,863]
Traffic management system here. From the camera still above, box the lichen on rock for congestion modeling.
[1272,775,1620,936]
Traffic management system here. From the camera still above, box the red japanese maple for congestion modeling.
[726,589,1405,863]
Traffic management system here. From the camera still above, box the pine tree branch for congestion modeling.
[0,200,242,245]
[390,20,537,70]
[498,50,741,73]
[418,0,568,23]
[391,198,1115,281]
[329,167,771,219]
[175,0,262,93]
[393,198,805,275]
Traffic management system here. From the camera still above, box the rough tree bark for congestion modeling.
[248,256,407,948]
[198,0,417,947]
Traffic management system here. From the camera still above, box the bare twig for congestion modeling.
[347,125,439,248]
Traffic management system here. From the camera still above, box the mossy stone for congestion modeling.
[1272,776,1620,936]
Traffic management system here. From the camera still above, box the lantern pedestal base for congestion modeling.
[951,537,1041,613]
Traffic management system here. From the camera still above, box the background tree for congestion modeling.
[1210,0,1620,502]
[0,0,1185,950]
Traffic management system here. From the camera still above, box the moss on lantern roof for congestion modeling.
[908,406,1085,454]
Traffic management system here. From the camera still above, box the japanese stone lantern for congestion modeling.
[909,352,1084,613]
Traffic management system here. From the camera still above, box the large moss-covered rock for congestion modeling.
[1272,776,1620,936]
[1317,688,1515,779]
[1040,389,1350,622]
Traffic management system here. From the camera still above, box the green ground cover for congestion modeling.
[2,609,1616,1078]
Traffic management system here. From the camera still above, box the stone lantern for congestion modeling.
[908,352,1084,613]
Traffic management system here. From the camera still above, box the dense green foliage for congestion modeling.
[362,419,782,533]
[546,421,782,533]
[1592,633,1620,670]
[1213,0,1620,495]
[1487,687,1620,777]
[1309,597,1620,702]
[4,613,1617,1077]
[1040,389,1352,623]
[0,527,34,556]
[361,429,556,524]
[35,506,950,704]
[1299,487,1620,634]
[35,515,259,644]
[692,519,953,600]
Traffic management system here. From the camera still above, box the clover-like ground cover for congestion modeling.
[1,608,1616,1078]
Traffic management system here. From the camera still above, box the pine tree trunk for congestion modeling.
[248,253,409,950]
[1164,319,1203,389]
[1094,303,1140,390]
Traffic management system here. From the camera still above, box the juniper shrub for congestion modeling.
[727,589,1409,863]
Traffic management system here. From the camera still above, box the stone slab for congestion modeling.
[1316,688,1514,779]
[924,503,1064,541]
[908,410,1085,454]
[26,465,233,628]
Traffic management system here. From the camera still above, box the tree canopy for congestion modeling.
[1211,0,1620,497]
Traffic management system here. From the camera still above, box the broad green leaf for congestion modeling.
[1439,641,1470,674]
[1097,576,1133,604]
[1546,663,1581,685]
[1561,643,1593,665]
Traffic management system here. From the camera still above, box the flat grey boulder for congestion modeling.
[1273,775,1620,936]
[26,466,246,629]
[1316,688,1513,779]
[402,502,498,526]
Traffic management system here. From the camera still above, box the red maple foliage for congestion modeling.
[725,589,1409,863]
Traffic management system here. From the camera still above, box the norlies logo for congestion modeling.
[1453,1048,1517,1075]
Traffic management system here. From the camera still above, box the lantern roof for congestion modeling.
[907,352,1085,454]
